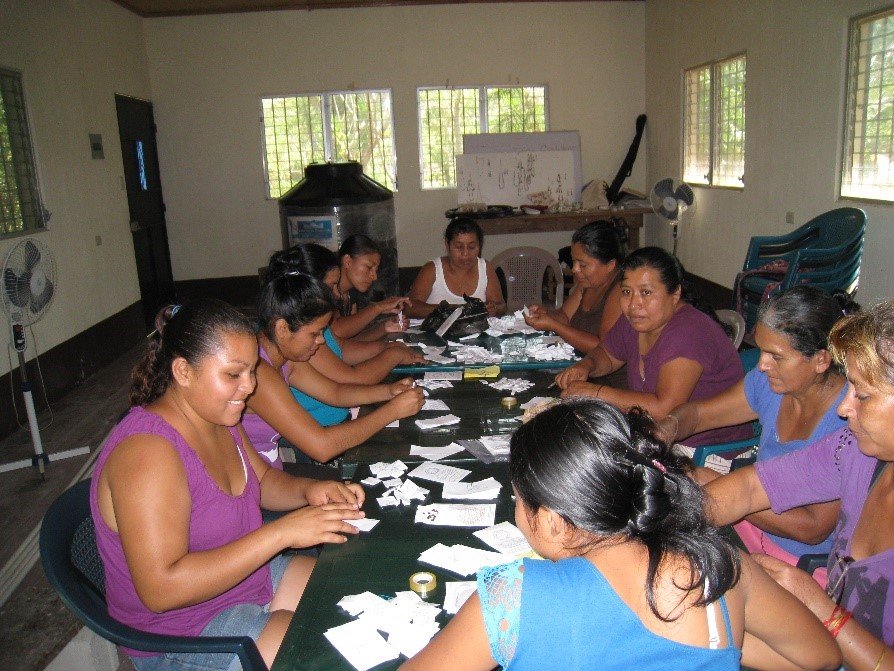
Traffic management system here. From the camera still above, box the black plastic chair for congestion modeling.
[39,480,268,671]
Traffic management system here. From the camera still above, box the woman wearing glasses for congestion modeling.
[706,301,894,670]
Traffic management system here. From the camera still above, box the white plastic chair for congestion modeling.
[716,309,746,349]
[492,246,564,313]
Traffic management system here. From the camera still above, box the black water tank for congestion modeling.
[279,162,397,298]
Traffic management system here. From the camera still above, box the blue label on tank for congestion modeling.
[288,217,334,240]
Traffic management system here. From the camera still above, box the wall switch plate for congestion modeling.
[89,133,104,159]
[785,211,795,225]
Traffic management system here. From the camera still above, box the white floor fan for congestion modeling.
[649,177,695,256]
[1,238,89,476]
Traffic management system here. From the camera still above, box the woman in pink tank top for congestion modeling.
[91,299,366,670]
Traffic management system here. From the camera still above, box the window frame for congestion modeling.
[0,66,47,239]
[839,5,894,204]
[259,87,397,200]
[416,83,550,190]
[682,52,746,190]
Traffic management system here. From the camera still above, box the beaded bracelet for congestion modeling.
[822,605,852,638]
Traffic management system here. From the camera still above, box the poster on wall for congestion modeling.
[286,215,337,250]
[455,150,577,209]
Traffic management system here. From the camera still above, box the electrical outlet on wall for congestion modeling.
[785,211,795,225]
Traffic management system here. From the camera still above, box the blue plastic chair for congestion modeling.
[39,480,268,671]
[734,208,866,332]
[691,348,762,466]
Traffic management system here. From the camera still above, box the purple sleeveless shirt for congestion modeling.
[90,406,273,656]
[241,344,285,469]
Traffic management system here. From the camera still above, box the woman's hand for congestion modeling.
[751,554,835,620]
[376,296,411,315]
[554,362,590,389]
[383,316,407,333]
[303,479,365,508]
[389,377,416,395]
[485,300,502,317]
[388,387,425,417]
[277,503,365,547]
[524,308,554,331]
[560,381,603,399]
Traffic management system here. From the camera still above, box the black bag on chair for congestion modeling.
[420,296,489,339]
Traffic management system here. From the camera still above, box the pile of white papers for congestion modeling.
[473,521,533,555]
[421,399,450,411]
[520,395,557,409]
[484,377,536,394]
[369,460,408,479]
[418,542,513,576]
[377,478,430,507]
[423,371,463,381]
[442,477,501,500]
[478,434,512,457]
[450,345,504,365]
[408,443,465,461]
[407,461,470,483]
[524,340,577,361]
[415,503,496,527]
[415,378,454,391]
[486,312,540,337]
[425,353,455,364]
[327,590,442,669]
[415,414,461,430]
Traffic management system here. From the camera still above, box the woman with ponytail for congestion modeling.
[243,272,423,467]
[402,399,839,671]
[554,247,750,447]
[91,299,366,671]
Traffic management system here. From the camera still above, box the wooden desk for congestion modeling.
[474,207,649,249]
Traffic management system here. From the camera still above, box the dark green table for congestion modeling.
[340,370,560,474]
[271,462,514,671]
[391,330,578,376]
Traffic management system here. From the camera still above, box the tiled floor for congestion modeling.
[0,344,142,671]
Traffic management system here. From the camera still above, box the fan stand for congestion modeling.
[0,329,90,477]
[671,221,679,256]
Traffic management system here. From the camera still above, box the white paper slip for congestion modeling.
[418,542,512,576]
[404,328,423,334]
[387,621,440,658]
[415,414,461,430]
[408,443,465,461]
[422,345,447,355]
[425,354,455,364]
[442,477,501,500]
[473,521,533,555]
[337,591,391,617]
[415,503,496,527]
[435,307,464,338]
[520,395,556,410]
[386,419,399,428]
[407,461,470,483]
[421,399,450,411]
[424,371,462,381]
[369,460,408,478]
[444,581,477,614]
[360,476,381,486]
[377,495,398,507]
[345,517,380,532]
[408,319,424,328]
[324,619,399,671]
[479,434,512,456]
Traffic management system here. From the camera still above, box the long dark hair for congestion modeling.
[758,286,860,376]
[266,244,338,283]
[510,398,740,620]
[130,299,254,406]
[257,273,334,341]
[620,246,718,322]
[338,234,381,262]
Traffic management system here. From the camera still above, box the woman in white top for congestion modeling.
[406,218,506,318]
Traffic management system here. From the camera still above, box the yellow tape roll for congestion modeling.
[409,571,438,598]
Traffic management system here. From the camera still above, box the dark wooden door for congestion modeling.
[115,95,175,328]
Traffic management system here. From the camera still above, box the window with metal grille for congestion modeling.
[841,7,894,202]
[683,54,746,188]
[260,89,396,199]
[0,68,46,237]
[418,85,548,189]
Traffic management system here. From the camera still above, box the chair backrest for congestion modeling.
[491,246,564,313]
[39,480,268,671]
[715,309,746,350]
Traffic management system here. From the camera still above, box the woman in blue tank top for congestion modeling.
[401,399,840,671]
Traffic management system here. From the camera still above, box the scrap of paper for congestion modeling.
[415,378,454,391]
[525,341,576,361]
[417,542,513,576]
[423,371,462,381]
[473,521,533,555]
[421,399,450,411]
[415,503,496,527]
[323,619,399,671]
[409,443,465,461]
[442,477,501,500]
[485,378,536,394]
[360,476,381,486]
[451,345,503,365]
[407,461,470,483]
[444,581,477,614]
[386,419,399,428]
[478,434,512,457]
[344,517,380,532]
[383,478,430,505]
[425,353,455,364]
[520,395,556,409]
[415,414,461,430]
[369,460,408,478]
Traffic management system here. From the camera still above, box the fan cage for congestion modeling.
[2,237,57,326]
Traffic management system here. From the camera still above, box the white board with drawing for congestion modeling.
[456,150,577,208]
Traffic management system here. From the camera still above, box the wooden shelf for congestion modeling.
[473,207,649,249]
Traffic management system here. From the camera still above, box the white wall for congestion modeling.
[645,0,894,306]
[0,0,149,377]
[143,2,646,280]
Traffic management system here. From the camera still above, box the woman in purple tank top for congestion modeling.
[91,299,366,670]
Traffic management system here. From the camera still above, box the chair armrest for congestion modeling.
[796,553,829,576]
[744,229,817,269]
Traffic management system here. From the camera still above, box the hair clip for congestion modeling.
[170,304,181,317]
[651,459,667,474]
